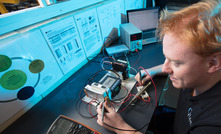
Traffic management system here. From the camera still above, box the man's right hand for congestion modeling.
[135,64,164,86]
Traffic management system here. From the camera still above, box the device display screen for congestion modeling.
[102,76,116,88]
[52,118,72,134]
[130,33,142,41]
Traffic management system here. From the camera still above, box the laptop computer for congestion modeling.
[127,7,160,45]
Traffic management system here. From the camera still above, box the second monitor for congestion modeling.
[127,7,160,45]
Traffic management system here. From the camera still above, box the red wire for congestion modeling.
[143,97,151,103]
[89,98,98,119]
[135,83,151,103]
[101,56,116,70]
[139,66,158,107]
[119,80,154,112]
[132,50,141,67]
[117,90,133,112]
[130,94,150,103]
[101,56,115,64]
[79,88,99,119]
[119,93,151,112]
[119,104,128,112]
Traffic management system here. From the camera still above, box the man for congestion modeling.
[97,0,221,133]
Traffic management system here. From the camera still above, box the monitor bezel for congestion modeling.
[126,7,160,32]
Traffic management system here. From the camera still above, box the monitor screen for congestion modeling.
[127,7,159,31]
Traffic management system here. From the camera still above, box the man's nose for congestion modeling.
[162,59,173,74]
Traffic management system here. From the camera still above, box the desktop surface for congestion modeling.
[2,43,166,134]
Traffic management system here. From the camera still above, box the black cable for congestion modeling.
[75,99,94,118]
[86,54,95,61]
[135,98,152,106]
[86,54,99,62]
[88,60,101,63]
[85,69,120,86]
[76,87,97,118]
[101,83,153,132]
[86,36,112,62]
[111,86,129,102]
[102,36,114,57]
[85,71,99,86]
[89,54,105,63]
[79,69,120,118]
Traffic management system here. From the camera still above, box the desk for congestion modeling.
[2,43,166,134]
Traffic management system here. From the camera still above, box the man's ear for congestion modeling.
[208,52,221,73]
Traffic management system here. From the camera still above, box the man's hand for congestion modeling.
[96,101,140,134]
[135,64,164,86]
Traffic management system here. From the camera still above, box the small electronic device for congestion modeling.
[84,82,107,102]
[46,115,101,134]
[105,44,129,56]
[84,73,121,101]
[112,60,129,80]
[120,23,142,52]
[100,74,121,99]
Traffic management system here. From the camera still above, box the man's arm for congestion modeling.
[96,101,142,134]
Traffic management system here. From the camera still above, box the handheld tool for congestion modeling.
[124,81,152,109]
[101,96,110,121]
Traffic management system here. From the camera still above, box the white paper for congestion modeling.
[41,17,87,74]
[97,0,121,40]
[74,8,103,58]
[0,30,63,125]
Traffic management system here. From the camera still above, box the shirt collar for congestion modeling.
[184,80,221,108]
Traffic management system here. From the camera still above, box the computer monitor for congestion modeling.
[126,7,160,45]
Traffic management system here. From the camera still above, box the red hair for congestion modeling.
[157,0,221,57]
